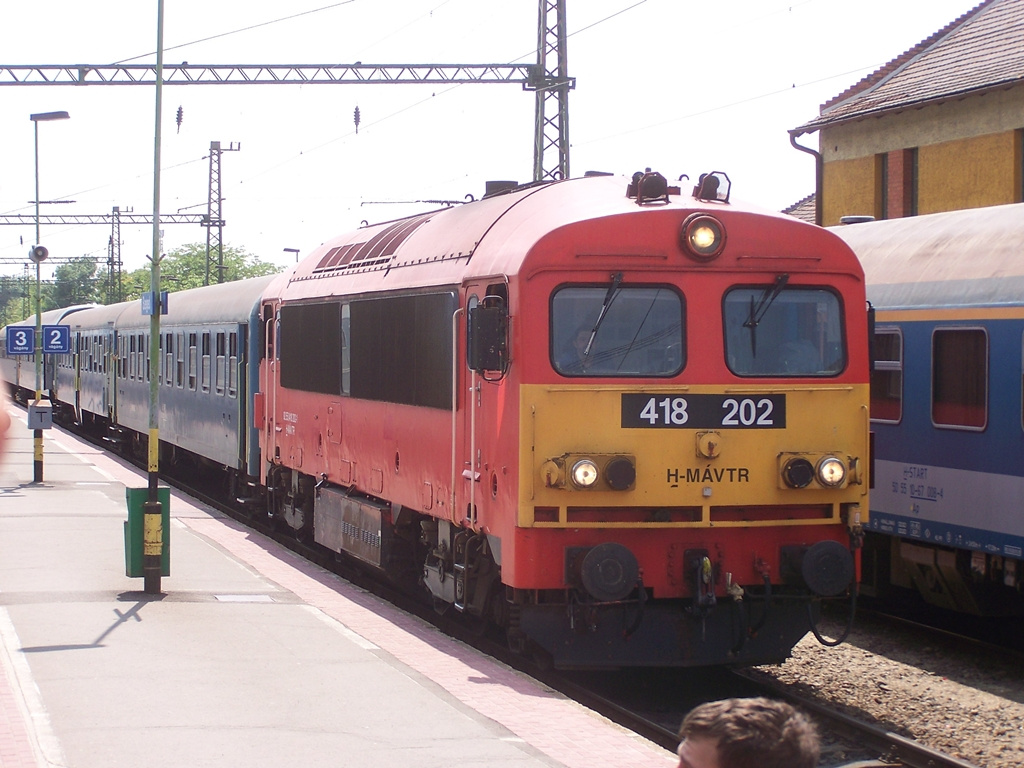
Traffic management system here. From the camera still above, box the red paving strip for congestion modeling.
[0,638,43,768]
[181,515,677,768]
[37,430,675,768]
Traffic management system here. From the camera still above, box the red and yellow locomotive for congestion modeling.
[255,170,869,667]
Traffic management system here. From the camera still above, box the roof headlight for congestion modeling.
[681,213,726,261]
[816,456,847,488]
[571,459,600,489]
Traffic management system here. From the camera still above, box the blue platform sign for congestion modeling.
[5,326,34,355]
[141,291,169,316]
[42,324,71,354]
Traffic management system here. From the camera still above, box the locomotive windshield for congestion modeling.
[723,285,845,376]
[551,285,684,376]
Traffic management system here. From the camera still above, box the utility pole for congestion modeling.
[108,206,122,302]
[144,0,165,596]
[203,141,240,286]
[533,0,571,182]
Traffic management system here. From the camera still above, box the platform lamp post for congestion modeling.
[29,110,70,484]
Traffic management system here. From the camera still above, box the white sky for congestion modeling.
[0,0,980,281]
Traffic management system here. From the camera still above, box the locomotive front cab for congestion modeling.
[510,200,869,666]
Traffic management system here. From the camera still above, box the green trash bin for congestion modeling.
[125,487,170,577]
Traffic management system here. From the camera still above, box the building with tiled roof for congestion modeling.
[789,0,1024,225]
[782,192,817,223]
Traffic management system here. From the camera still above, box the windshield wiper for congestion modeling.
[583,272,623,359]
[743,273,789,356]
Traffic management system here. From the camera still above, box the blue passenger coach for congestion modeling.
[2,277,273,491]
[833,203,1024,616]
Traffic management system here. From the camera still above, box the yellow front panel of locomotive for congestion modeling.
[518,383,870,527]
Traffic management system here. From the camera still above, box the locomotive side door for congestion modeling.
[259,301,279,464]
[459,280,510,528]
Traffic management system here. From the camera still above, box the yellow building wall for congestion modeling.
[918,131,1020,214]
[822,156,879,226]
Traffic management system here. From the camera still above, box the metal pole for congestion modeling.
[28,110,69,481]
[144,0,165,595]
[32,120,42,483]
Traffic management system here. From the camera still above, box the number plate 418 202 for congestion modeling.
[620,394,786,429]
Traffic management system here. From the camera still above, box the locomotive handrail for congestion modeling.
[450,308,464,524]
[860,404,870,498]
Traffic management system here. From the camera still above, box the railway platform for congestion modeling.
[0,408,676,768]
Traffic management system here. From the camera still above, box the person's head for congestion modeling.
[676,697,819,768]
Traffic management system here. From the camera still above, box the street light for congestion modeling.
[283,247,300,262]
[29,110,70,483]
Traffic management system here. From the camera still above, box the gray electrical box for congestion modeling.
[27,399,53,430]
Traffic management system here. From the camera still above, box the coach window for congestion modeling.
[932,328,987,429]
[215,332,226,396]
[141,334,148,381]
[129,335,137,380]
[188,333,198,390]
[1021,334,1024,433]
[551,285,684,376]
[175,332,185,388]
[228,332,238,398]
[164,333,173,387]
[724,286,844,377]
[872,331,905,423]
[201,332,211,392]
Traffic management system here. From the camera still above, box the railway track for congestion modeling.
[544,665,984,768]
[49,415,986,768]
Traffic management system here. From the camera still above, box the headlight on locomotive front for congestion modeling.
[816,456,847,488]
[781,457,815,489]
[571,459,600,488]
[779,453,851,490]
[542,454,637,491]
[681,213,726,261]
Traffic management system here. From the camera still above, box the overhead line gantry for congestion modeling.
[1,1,572,290]
[0,1,573,181]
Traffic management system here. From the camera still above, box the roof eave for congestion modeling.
[790,77,1024,138]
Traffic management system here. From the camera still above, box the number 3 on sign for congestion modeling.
[5,326,34,355]
[639,396,689,425]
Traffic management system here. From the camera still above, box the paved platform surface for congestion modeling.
[0,408,677,768]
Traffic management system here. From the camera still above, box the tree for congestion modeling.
[121,243,280,301]
[0,275,29,326]
[51,256,100,309]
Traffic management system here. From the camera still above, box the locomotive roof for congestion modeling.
[269,173,846,302]
[830,202,1024,310]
